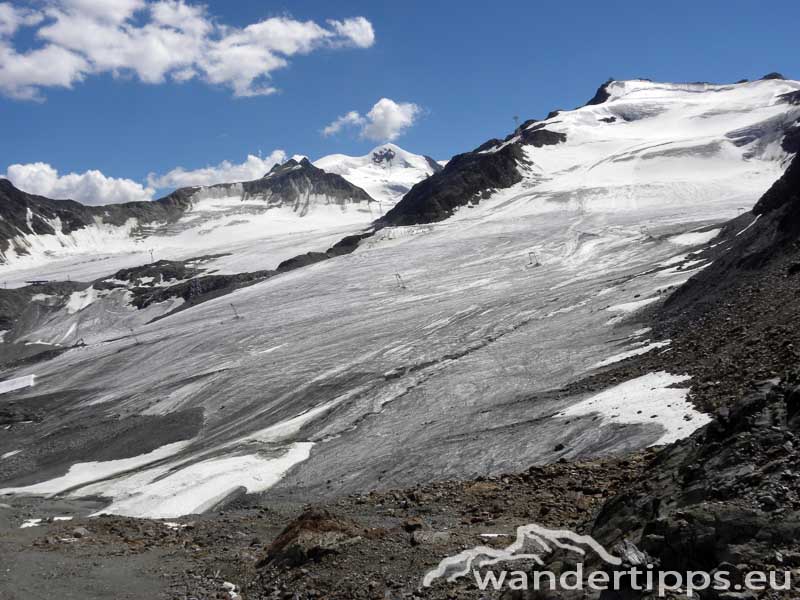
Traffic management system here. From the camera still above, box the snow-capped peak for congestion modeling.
[314,143,442,208]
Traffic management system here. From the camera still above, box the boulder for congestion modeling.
[257,509,363,568]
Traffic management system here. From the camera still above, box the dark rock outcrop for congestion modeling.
[781,120,800,153]
[752,152,800,219]
[0,281,86,330]
[380,144,528,226]
[423,155,445,174]
[276,230,375,272]
[592,375,800,585]
[779,90,800,106]
[129,270,274,312]
[377,111,567,226]
[249,158,373,212]
[584,78,615,106]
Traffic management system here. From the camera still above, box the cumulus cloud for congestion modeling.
[362,98,421,141]
[0,1,375,100]
[4,162,155,205]
[146,150,288,189]
[326,17,375,48]
[321,110,366,137]
[322,98,422,142]
[4,149,290,205]
[0,3,43,37]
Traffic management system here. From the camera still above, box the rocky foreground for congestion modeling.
[0,450,654,599]
[3,373,800,599]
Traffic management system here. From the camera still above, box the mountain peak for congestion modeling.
[314,144,443,206]
[371,146,398,165]
[264,156,315,178]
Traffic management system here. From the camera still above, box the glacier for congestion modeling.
[1,77,799,517]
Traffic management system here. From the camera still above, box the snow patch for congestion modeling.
[606,297,660,313]
[85,442,314,518]
[736,214,761,236]
[0,440,192,496]
[558,371,711,445]
[20,518,42,528]
[65,287,98,314]
[0,375,36,395]
[592,340,671,368]
[668,229,721,246]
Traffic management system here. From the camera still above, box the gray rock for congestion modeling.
[72,526,90,538]
[410,530,450,546]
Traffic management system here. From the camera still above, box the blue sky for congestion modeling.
[1,0,799,202]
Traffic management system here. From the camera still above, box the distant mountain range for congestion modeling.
[0,146,442,266]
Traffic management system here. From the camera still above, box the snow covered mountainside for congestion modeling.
[1,76,800,521]
[314,143,442,210]
[0,157,375,280]
[385,78,800,225]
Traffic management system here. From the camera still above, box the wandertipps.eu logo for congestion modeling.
[422,523,621,588]
[422,523,793,596]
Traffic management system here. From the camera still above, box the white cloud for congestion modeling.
[146,150,287,189]
[57,0,146,24]
[322,98,422,142]
[0,3,43,38]
[5,162,155,205]
[0,1,375,100]
[327,17,375,48]
[362,98,421,141]
[0,43,89,100]
[321,110,365,137]
[4,150,290,205]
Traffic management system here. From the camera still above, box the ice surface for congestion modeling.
[12,289,185,347]
[0,209,726,507]
[1,78,798,514]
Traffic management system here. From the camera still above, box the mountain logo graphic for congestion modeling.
[422,523,621,587]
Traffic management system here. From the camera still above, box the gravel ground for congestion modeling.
[0,451,653,599]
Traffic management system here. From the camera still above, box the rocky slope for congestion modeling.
[239,157,374,213]
[0,178,191,263]
[589,375,800,599]
[381,141,532,225]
